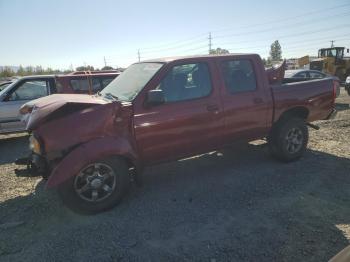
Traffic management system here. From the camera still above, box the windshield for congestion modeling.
[0,80,18,97]
[101,62,164,101]
[0,82,11,91]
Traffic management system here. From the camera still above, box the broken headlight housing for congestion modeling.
[29,135,42,155]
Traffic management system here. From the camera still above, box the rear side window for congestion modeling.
[295,72,308,78]
[70,78,101,93]
[158,63,212,103]
[101,77,115,88]
[309,71,325,78]
[221,60,257,93]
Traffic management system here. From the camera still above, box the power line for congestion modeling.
[210,3,350,34]
[104,2,350,65]
[140,33,208,51]
[214,24,350,47]
[138,10,350,58]
[140,36,207,55]
[208,32,212,54]
[214,11,350,39]
[221,35,350,52]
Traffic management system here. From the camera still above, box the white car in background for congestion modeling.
[345,76,350,95]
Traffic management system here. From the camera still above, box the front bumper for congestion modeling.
[15,152,48,178]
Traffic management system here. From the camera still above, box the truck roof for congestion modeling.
[142,53,258,63]
[15,75,57,79]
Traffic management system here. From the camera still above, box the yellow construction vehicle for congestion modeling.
[310,47,350,82]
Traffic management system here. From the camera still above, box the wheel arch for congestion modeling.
[46,137,139,189]
[276,106,309,124]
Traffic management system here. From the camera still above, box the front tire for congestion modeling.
[268,117,308,162]
[58,157,130,214]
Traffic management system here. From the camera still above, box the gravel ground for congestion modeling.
[0,89,349,262]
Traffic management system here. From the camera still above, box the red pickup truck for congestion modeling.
[20,54,337,213]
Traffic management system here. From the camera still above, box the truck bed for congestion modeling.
[271,77,335,123]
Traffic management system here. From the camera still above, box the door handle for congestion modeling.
[253,98,263,104]
[206,104,219,112]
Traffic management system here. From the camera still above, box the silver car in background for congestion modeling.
[0,76,56,134]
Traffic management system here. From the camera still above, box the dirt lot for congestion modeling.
[0,89,349,262]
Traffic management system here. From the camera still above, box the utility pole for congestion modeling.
[137,49,141,62]
[208,32,212,54]
[103,56,107,67]
[331,40,335,48]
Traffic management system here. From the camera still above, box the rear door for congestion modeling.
[134,60,225,164]
[0,78,51,133]
[217,57,272,143]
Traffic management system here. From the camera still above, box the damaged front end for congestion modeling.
[16,94,129,180]
[15,133,48,178]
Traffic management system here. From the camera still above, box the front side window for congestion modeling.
[9,80,48,101]
[158,63,212,103]
[221,60,257,93]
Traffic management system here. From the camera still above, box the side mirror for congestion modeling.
[347,48,349,53]
[146,89,165,106]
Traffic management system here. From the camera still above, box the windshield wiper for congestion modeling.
[103,92,119,101]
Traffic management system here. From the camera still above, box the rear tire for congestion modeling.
[268,117,308,162]
[58,156,130,214]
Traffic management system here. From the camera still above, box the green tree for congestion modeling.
[76,65,94,71]
[0,66,15,77]
[101,66,114,70]
[17,65,26,76]
[210,47,229,55]
[269,40,282,61]
[25,66,34,75]
[35,65,44,74]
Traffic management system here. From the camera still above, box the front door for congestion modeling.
[134,61,224,164]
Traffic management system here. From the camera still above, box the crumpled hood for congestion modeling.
[22,94,110,130]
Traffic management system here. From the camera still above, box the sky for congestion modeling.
[0,0,350,70]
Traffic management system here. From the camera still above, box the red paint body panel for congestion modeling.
[214,55,274,143]
[23,54,336,188]
[133,58,225,164]
[24,94,109,130]
[47,137,137,188]
[272,78,335,122]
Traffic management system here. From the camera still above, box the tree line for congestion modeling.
[1,40,283,78]
[0,65,118,78]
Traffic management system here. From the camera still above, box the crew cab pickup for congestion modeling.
[0,72,119,134]
[20,54,337,214]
